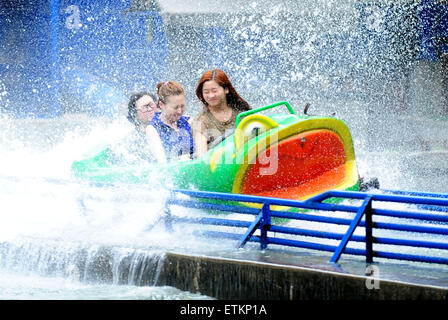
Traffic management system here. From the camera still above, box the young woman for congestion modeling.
[192,69,251,157]
[146,81,195,163]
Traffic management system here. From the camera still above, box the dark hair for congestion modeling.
[127,91,156,128]
[155,81,185,104]
[195,69,251,112]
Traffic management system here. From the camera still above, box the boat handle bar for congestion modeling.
[235,101,295,127]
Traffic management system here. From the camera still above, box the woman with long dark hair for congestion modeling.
[192,69,251,157]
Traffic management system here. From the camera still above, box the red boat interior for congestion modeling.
[241,129,349,200]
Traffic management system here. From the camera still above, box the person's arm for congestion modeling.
[192,118,208,158]
[145,125,167,163]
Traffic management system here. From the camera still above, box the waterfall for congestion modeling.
[0,239,166,286]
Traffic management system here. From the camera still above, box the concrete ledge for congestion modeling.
[158,252,448,300]
[2,240,447,300]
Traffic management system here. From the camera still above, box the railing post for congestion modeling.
[237,212,263,249]
[146,197,173,232]
[260,202,271,250]
[163,200,173,232]
[330,196,373,263]
[364,200,373,263]
[237,201,271,249]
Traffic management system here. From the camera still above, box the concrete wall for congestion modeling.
[157,253,448,300]
[2,240,447,300]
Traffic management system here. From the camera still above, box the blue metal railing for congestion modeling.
[161,189,448,265]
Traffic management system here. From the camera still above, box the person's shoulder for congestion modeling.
[192,111,210,131]
[152,112,162,121]
[194,106,208,117]
[194,107,213,122]
[179,116,194,131]
[149,112,162,126]
[178,115,192,124]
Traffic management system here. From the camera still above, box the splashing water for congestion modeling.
[1,0,447,299]
[0,111,446,299]
[0,115,224,299]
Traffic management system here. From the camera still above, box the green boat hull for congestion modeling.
[71,102,360,202]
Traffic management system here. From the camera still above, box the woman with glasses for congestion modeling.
[127,92,159,134]
[124,91,159,162]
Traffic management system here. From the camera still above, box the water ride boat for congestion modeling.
[71,101,360,201]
